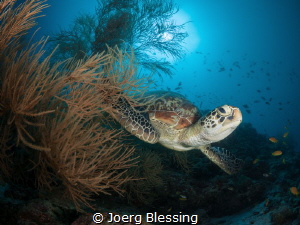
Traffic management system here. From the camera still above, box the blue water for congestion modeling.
[167,0,300,146]
[36,0,300,150]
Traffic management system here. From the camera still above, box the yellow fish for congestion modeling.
[272,150,282,156]
[283,132,289,138]
[290,187,299,196]
[269,137,278,143]
[253,158,260,164]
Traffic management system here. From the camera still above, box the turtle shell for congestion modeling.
[145,91,201,130]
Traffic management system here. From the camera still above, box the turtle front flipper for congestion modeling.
[111,96,160,144]
[199,145,243,174]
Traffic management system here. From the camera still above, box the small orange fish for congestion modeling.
[283,132,289,138]
[272,150,282,156]
[290,187,299,196]
[253,158,260,164]
[269,137,278,143]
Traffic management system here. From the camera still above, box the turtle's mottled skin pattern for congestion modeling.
[111,91,244,174]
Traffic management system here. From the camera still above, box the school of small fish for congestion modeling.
[267,124,291,158]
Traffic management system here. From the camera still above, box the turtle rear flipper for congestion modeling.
[111,97,160,144]
[199,145,244,174]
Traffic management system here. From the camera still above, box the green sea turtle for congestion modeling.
[111,91,243,174]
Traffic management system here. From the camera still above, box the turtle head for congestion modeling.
[200,105,242,143]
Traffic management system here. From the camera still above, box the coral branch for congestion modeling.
[0,0,150,211]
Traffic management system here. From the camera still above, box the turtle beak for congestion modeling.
[231,107,242,123]
[222,106,242,129]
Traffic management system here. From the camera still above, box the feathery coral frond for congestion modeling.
[0,0,149,211]
[0,0,48,52]
[38,104,137,210]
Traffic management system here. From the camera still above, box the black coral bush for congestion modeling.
[50,0,188,77]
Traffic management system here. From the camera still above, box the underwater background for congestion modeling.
[35,0,300,149]
[1,0,300,225]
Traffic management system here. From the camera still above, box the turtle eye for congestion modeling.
[218,107,226,114]
[217,105,232,116]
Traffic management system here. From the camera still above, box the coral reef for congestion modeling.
[271,206,298,225]
[122,147,165,207]
[1,0,300,224]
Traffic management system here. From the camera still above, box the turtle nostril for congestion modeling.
[228,109,235,120]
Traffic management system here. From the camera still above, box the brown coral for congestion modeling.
[0,0,150,211]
